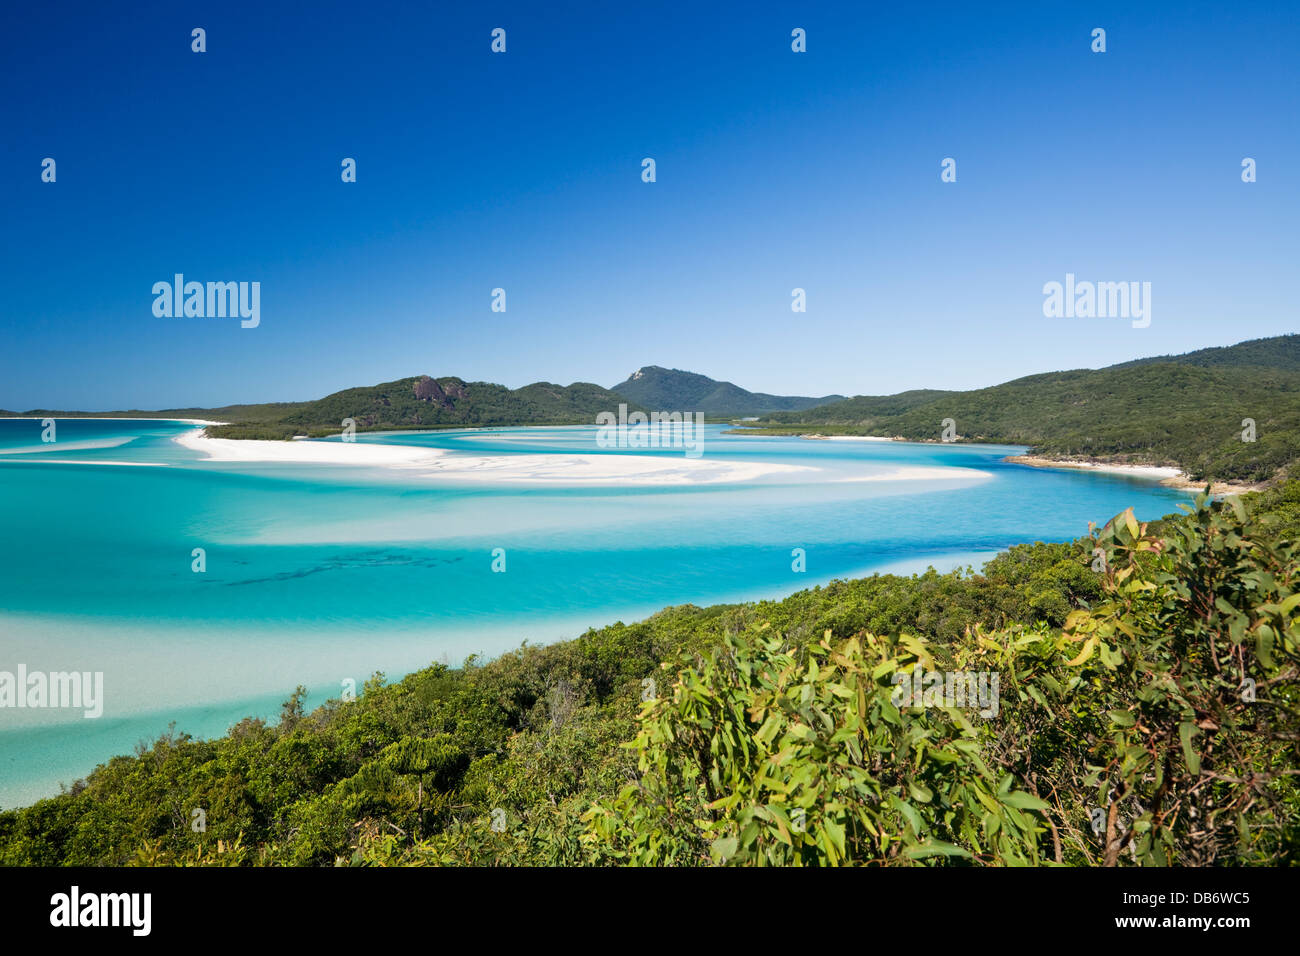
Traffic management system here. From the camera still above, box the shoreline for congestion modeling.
[1003,455,1266,495]
[730,428,1027,450]
[174,428,818,485]
[801,434,898,442]
[0,542,1009,809]
[176,427,449,466]
[172,429,985,486]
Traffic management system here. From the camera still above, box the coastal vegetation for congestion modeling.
[3,482,1296,866]
[4,335,1299,867]
[8,337,1299,479]
[748,336,1300,484]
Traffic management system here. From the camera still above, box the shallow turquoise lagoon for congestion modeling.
[0,418,1193,807]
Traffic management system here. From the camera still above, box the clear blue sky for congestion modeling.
[2,0,1296,409]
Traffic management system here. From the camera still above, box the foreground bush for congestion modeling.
[2,490,1296,866]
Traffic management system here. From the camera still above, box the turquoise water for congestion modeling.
[0,418,1192,808]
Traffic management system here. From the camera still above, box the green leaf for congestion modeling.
[905,840,973,860]
[1001,791,1052,812]
[1256,627,1275,669]
[1179,721,1201,776]
[711,836,738,862]
[889,794,924,836]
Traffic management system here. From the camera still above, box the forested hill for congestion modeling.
[4,377,645,441]
[8,336,1300,460]
[1110,335,1300,372]
[203,377,642,441]
[753,335,1300,482]
[611,366,843,417]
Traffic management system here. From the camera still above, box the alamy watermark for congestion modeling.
[1,665,103,718]
[596,404,705,458]
[1042,273,1150,328]
[152,274,260,328]
[50,886,150,936]
[891,666,1000,718]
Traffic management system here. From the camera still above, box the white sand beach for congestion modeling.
[172,429,991,487]
[176,428,448,466]
[815,435,897,442]
[1004,455,1182,479]
[174,428,815,485]
[1003,455,1266,494]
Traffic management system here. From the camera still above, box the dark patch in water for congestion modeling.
[224,551,463,587]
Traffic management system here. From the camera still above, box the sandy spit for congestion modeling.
[1004,455,1267,495]
[174,429,818,485]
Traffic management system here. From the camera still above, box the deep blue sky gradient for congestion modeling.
[2,1,1297,408]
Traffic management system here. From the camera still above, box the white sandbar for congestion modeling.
[175,429,815,484]
[175,428,446,466]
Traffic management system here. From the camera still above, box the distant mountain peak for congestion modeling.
[611,367,842,418]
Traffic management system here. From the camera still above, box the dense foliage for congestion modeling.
[3,485,1296,866]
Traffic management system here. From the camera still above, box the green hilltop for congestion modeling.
[610,365,843,418]
[7,335,1300,480]
[203,377,644,441]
